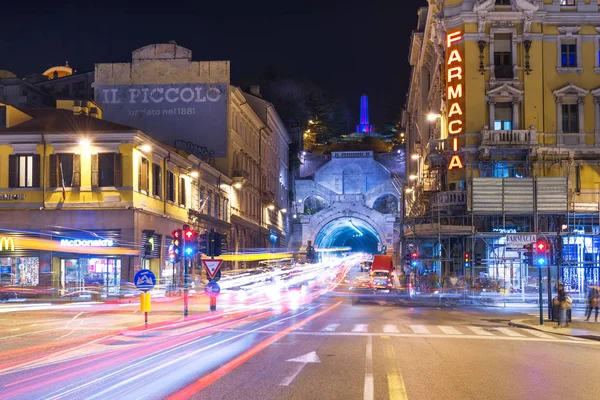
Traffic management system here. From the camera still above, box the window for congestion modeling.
[494,103,513,130]
[152,163,162,198]
[138,157,149,192]
[179,177,186,207]
[92,153,122,187]
[207,191,212,216]
[166,171,176,202]
[496,0,510,4]
[493,33,513,79]
[562,104,578,133]
[200,187,205,213]
[560,0,576,5]
[49,153,80,187]
[9,154,40,188]
[561,40,577,67]
[214,194,220,219]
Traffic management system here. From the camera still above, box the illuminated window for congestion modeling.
[494,103,513,130]
[561,41,577,67]
[179,177,186,207]
[560,0,576,5]
[9,154,39,188]
[138,157,149,193]
[556,27,582,73]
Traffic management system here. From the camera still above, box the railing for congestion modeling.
[480,128,537,146]
[331,151,374,159]
[232,170,250,179]
[430,190,467,211]
[333,194,364,203]
[493,65,514,79]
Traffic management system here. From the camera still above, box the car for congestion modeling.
[360,261,372,272]
[370,270,394,291]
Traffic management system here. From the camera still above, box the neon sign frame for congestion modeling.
[446,30,464,170]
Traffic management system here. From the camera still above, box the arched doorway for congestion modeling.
[314,217,381,254]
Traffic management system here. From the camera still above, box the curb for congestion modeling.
[509,319,600,342]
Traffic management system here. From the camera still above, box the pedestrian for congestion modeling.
[555,284,571,328]
[584,286,599,323]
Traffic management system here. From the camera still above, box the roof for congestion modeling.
[242,91,270,124]
[0,108,137,134]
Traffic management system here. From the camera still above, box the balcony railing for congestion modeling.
[430,190,467,212]
[332,151,373,159]
[493,65,514,79]
[481,128,537,147]
[232,170,249,180]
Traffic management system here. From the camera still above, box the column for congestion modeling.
[595,98,600,134]
[556,98,563,134]
[489,99,496,129]
[512,100,520,130]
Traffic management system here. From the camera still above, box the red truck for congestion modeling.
[369,255,395,291]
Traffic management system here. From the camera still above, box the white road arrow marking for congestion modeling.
[279,351,321,386]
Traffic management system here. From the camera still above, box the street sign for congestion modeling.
[211,269,222,283]
[204,281,221,297]
[134,269,156,292]
[202,259,223,280]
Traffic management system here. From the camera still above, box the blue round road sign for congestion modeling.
[204,282,221,297]
[134,269,156,292]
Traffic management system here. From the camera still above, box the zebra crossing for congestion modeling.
[290,322,583,341]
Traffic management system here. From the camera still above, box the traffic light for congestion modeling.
[464,252,470,268]
[523,244,533,266]
[404,252,411,267]
[474,253,482,267]
[212,232,223,257]
[198,232,208,255]
[142,229,155,258]
[170,229,183,263]
[410,251,418,267]
[535,239,548,266]
[183,226,197,256]
[381,245,387,254]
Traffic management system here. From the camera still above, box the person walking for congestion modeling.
[555,284,570,328]
[584,286,599,322]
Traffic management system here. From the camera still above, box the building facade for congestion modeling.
[0,103,231,295]
[94,43,290,266]
[403,0,600,296]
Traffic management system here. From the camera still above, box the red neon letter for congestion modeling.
[448,120,463,135]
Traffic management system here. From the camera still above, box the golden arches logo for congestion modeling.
[0,237,15,251]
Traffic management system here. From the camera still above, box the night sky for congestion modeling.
[1,0,425,126]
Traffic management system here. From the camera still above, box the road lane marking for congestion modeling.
[467,326,494,336]
[409,325,430,334]
[383,325,400,333]
[364,335,374,400]
[382,337,408,400]
[438,326,462,335]
[353,324,368,333]
[524,330,555,339]
[279,351,321,387]
[494,328,525,337]
[322,323,340,332]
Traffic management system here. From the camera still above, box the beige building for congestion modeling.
[94,43,291,265]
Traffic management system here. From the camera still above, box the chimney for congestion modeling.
[249,85,261,98]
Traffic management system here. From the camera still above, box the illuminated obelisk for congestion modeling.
[356,94,373,133]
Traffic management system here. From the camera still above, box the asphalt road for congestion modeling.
[1,270,599,399]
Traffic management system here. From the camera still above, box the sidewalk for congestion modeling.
[509,318,600,341]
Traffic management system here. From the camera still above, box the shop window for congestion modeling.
[179,177,186,207]
[138,157,149,193]
[92,153,122,187]
[562,103,578,133]
[50,153,80,187]
[152,163,162,198]
[494,103,513,130]
[0,257,39,286]
[166,171,176,202]
[9,154,40,188]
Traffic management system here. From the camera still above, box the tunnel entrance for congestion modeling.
[314,218,381,255]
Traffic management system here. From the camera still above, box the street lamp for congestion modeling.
[409,174,418,181]
[427,113,441,121]
[411,154,420,160]
[405,188,414,193]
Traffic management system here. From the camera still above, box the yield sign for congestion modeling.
[202,259,224,280]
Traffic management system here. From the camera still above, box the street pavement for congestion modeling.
[1,265,599,399]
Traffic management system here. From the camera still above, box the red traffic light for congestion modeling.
[410,251,418,259]
[184,229,196,241]
[172,230,181,239]
[535,240,547,253]
[464,252,470,261]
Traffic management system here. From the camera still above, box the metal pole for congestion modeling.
[183,256,189,317]
[538,265,543,325]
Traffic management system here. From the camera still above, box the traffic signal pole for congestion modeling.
[183,254,189,317]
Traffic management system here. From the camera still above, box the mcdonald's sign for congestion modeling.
[0,237,15,251]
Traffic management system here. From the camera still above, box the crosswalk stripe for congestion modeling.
[495,327,525,337]
[438,326,462,335]
[568,336,586,342]
[525,330,555,339]
[466,326,494,336]
[352,324,368,333]
[383,324,400,333]
[322,324,340,332]
[409,325,431,334]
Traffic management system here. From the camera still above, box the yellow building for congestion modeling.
[0,102,231,296]
[403,0,600,297]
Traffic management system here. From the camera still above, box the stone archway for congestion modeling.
[314,217,382,254]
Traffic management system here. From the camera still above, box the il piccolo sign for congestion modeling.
[446,31,464,170]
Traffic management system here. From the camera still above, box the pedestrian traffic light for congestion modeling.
[523,244,533,266]
[183,226,197,256]
[464,252,470,267]
[535,239,548,266]
[171,229,183,263]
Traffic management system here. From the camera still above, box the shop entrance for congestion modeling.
[60,258,121,296]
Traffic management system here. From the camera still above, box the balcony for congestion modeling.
[493,65,514,80]
[481,128,537,147]
[232,170,249,180]
[430,190,467,212]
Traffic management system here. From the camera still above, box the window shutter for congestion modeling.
[166,172,171,201]
[72,154,81,187]
[49,154,58,187]
[8,155,17,188]
[114,153,122,187]
[91,154,99,188]
[138,159,142,191]
[32,155,41,187]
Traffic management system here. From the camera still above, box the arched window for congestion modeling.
[303,195,328,215]
[372,194,398,214]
